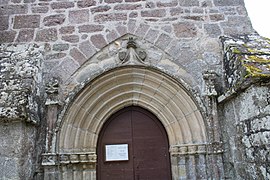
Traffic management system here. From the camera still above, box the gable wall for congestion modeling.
[0,0,254,87]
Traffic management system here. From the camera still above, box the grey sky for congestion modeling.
[244,0,270,38]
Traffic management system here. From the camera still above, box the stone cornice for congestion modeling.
[42,152,97,166]
[42,142,224,167]
[170,142,223,156]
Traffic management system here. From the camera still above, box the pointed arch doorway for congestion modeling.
[97,106,172,180]
[43,35,225,179]
[55,67,211,179]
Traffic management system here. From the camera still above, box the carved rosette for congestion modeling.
[118,37,147,65]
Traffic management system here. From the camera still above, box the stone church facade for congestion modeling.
[0,0,269,179]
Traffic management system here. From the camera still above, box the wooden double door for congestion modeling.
[97,106,172,180]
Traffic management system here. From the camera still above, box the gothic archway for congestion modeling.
[42,35,224,179]
[58,67,207,151]
[56,66,209,179]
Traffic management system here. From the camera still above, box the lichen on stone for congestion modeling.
[221,34,270,92]
[0,44,43,124]
[241,54,270,78]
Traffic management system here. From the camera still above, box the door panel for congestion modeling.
[97,106,172,180]
[132,109,171,180]
[98,109,134,180]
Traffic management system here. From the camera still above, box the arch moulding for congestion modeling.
[59,66,207,153]
[56,34,208,152]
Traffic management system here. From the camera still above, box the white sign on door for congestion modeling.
[105,144,129,161]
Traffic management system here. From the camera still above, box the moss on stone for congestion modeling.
[243,63,270,78]
[247,55,270,63]
[232,47,241,54]
[225,35,270,79]
[247,48,260,54]
[243,64,262,74]
[247,48,270,54]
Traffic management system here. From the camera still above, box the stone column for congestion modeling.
[44,77,60,153]
[170,144,215,179]
[203,70,224,179]
[43,77,61,179]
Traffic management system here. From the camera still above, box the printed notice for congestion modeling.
[105,144,129,161]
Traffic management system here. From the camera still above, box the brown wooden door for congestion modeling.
[97,106,172,180]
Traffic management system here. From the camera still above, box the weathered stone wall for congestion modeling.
[219,35,270,179]
[0,122,37,179]
[0,44,43,123]
[220,85,270,179]
[0,44,44,179]
[0,0,254,88]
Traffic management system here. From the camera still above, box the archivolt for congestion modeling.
[58,67,207,153]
